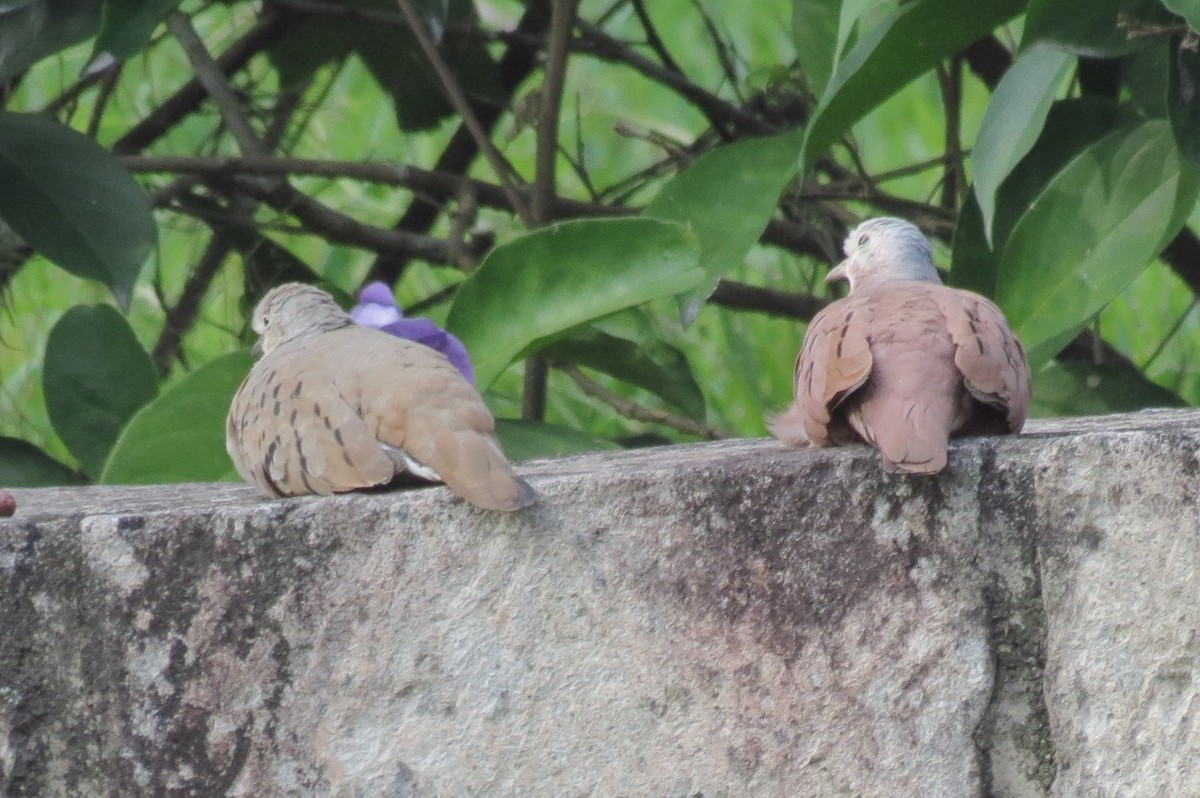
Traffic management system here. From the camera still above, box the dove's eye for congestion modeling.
[858,234,869,246]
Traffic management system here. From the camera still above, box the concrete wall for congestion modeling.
[2,409,1198,797]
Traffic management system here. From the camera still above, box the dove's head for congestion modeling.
[826,217,940,291]
[250,283,353,356]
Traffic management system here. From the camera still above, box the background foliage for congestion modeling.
[1,0,1198,486]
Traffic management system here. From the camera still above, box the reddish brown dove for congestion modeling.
[226,283,536,511]
[770,217,1031,474]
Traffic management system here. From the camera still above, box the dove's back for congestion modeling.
[778,282,1029,474]
[227,325,535,511]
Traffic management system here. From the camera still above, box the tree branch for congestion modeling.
[113,10,293,154]
[631,0,683,75]
[525,0,580,422]
[708,280,828,320]
[152,233,234,375]
[167,11,270,157]
[122,153,831,261]
[532,0,579,225]
[368,0,552,284]
[574,19,774,136]
[393,0,531,225]
[214,175,459,262]
[558,365,728,440]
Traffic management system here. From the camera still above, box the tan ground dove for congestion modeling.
[226,283,536,511]
[770,217,1031,474]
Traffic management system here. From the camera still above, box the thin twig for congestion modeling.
[217,175,457,262]
[120,153,830,260]
[406,283,460,314]
[692,0,741,102]
[393,0,532,224]
[575,20,771,136]
[708,280,828,320]
[167,11,269,157]
[631,0,682,74]
[85,64,122,138]
[152,234,234,375]
[114,10,293,154]
[1141,298,1199,372]
[367,0,552,284]
[558,365,727,440]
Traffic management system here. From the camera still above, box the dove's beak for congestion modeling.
[825,260,849,284]
[252,339,264,357]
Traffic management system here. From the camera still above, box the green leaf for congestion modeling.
[93,0,181,61]
[352,0,501,131]
[949,192,999,297]
[540,309,706,419]
[644,129,803,323]
[173,192,321,312]
[494,419,621,462]
[1124,34,1170,118]
[792,0,841,96]
[101,350,255,484]
[445,218,704,390]
[0,112,155,305]
[1169,34,1200,166]
[997,120,1200,369]
[800,0,1023,170]
[1030,361,1186,417]
[265,13,350,89]
[1023,0,1164,57]
[972,45,1075,245]
[951,98,1134,295]
[0,1,100,81]
[0,436,86,487]
[1163,0,1200,30]
[43,304,159,479]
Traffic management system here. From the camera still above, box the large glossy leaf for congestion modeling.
[444,218,703,390]
[101,350,254,485]
[951,98,1134,294]
[0,436,85,487]
[645,130,803,323]
[800,0,1023,169]
[1030,361,1186,417]
[972,45,1075,245]
[0,1,100,80]
[93,0,180,61]
[364,0,499,131]
[268,0,497,130]
[0,112,155,305]
[1169,35,1200,166]
[949,193,998,297]
[792,0,841,96]
[1023,0,1164,57]
[494,419,620,462]
[997,120,1200,368]
[540,309,706,419]
[43,304,159,479]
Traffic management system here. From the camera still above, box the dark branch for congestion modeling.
[112,10,294,155]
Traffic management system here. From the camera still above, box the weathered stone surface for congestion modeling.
[1,409,1198,796]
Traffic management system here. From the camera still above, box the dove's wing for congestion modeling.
[226,352,395,497]
[228,326,534,511]
[770,295,874,448]
[937,287,1031,433]
[341,327,536,512]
